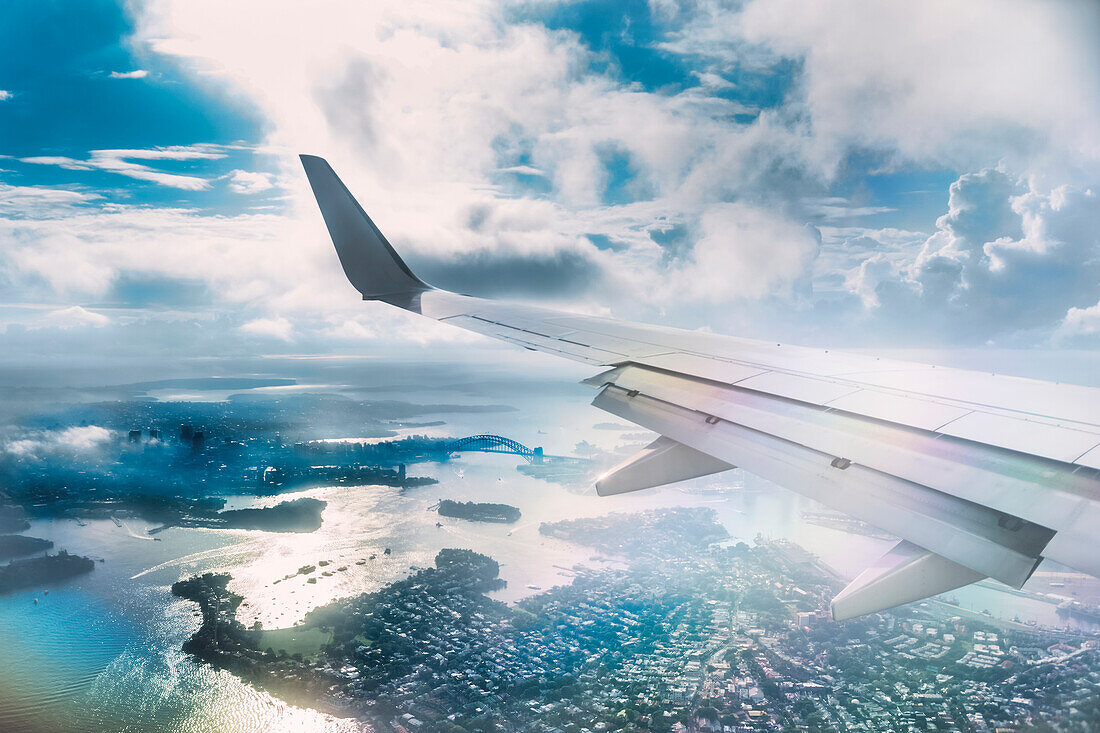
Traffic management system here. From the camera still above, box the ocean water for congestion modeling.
[2,383,1093,730]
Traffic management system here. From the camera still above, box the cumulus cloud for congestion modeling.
[849,253,896,309]
[670,203,820,302]
[227,169,275,194]
[856,170,1100,342]
[1056,301,1100,345]
[109,70,150,79]
[0,90,12,101]
[239,316,294,340]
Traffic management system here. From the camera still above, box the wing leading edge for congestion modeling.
[301,155,1100,620]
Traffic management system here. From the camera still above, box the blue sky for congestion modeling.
[0,0,272,212]
[0,0,1098,371]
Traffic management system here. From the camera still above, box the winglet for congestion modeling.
[300,155,429,301]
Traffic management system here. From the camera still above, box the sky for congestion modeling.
[1,0,1098,378]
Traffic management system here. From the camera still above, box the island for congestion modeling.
[163,498,327,533]
[0,535,54,562]
[218,497,326,532]
[436,499,521,523]
[0,550,95,594]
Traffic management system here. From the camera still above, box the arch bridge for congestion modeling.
[444,435,544,464]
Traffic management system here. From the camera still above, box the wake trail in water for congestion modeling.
[130,540,267,580]
[117,520,155,541]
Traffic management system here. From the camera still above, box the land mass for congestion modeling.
[171,508,725,726]
[0,551,95,594]
[172,548,506,714]
[169,498,327,533]
[437,499,521,523]
[0,505,30,533]
[0,534,54,561]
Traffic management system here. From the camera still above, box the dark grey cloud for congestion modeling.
[313,58,384,151]
[413,248,603,299]
[100,274,211,309]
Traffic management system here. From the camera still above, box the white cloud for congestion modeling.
[20,145,229,190]
[496,165,544,176]
[239,316,294,340]
[109,70,150,79]
[0,204,312,299]
[39,305,110,328]
[227,169,275,193]
[1056,301,1100,344]
[125,0,827,317]
[851,170,1100,341]
[0,0,1093,353]
[849,253,896,308]
[0,90,12,102]
[5,426,113,458]
[803,198,896,220]
[0,182,97,218]
[735,0,1100,183]
[57,426,113,450]
[669,202,820,302]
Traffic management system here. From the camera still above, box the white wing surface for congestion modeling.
[302,155,1100,619]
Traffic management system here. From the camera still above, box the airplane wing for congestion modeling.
[301,154,1100,620]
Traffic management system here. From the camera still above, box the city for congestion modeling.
[172,506,1100,732]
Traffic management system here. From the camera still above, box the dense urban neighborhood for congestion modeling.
[174,507,1100,732]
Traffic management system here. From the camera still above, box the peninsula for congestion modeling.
[0,535,54,562]
[0,551,95,594]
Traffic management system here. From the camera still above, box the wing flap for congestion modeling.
[593,383,1050,587]
[596,364,1098,535]
[831,541,985,621]
[595,436,734,496]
